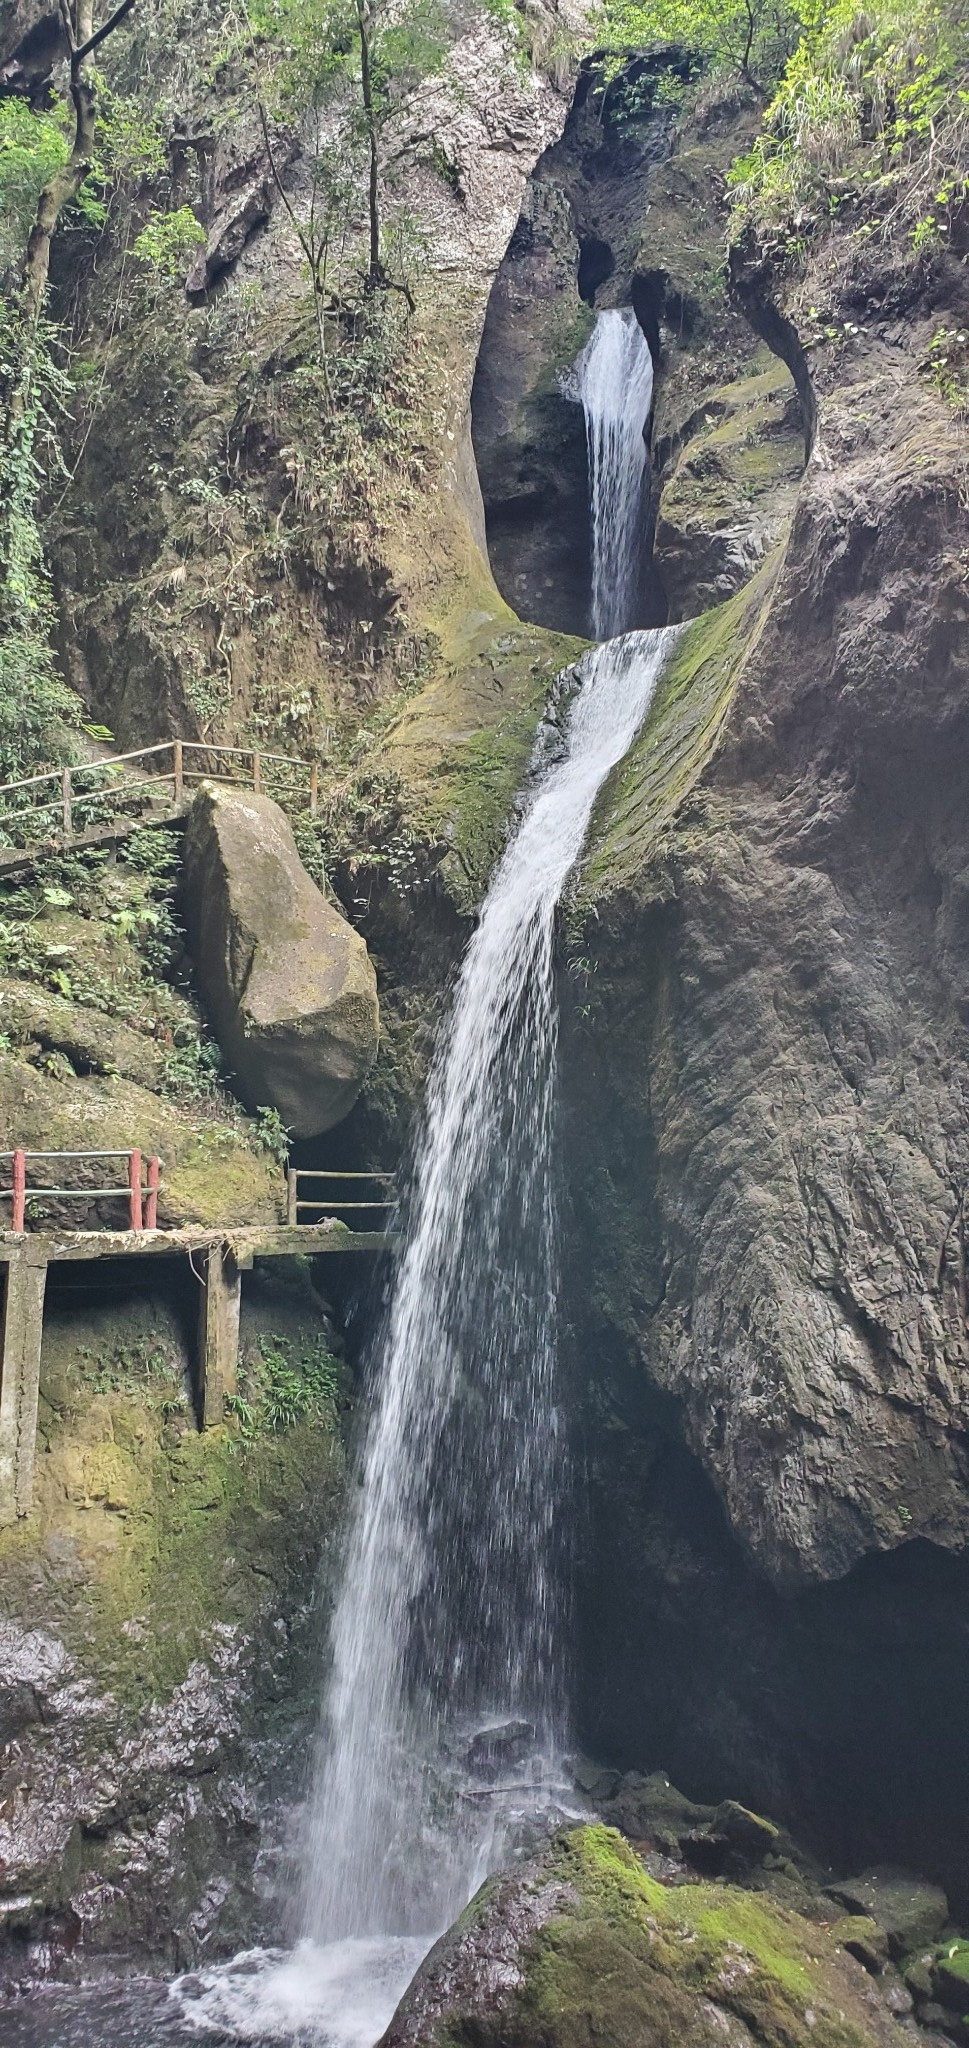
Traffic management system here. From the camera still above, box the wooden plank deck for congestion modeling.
[0,1223,400,1263]
[0,1220,399,1524]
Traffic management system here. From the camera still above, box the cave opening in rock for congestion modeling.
[470,59,675,639]
[577,234,614,305]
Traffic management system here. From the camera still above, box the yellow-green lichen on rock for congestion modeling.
[375,610,588,907]
[381,1825,910,2048]
[0,1284,345,1708]
[653,351,804,620]
[578,557,781,907]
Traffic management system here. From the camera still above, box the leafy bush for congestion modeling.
[728,0,968,254]
[0,308,84,785]
[228,1332,340,1439]
[596,0,807,93]
[133,205,206,281]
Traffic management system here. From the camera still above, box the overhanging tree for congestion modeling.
[598,0,807,95]
[249,0,449,309]
[0,0,139,778]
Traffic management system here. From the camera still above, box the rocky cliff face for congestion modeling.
[5,0,969,1987]
[560,119,969,1900]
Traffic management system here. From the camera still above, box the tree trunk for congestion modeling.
[356,0,381,285]
[1,0,136,600]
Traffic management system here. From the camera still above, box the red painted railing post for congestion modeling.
[11,1149,26,1233]
[145,1155,160,1230]
[128,1149,143,1231]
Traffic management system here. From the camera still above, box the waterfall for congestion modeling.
[171,304,677,2048]
[297,626,680,1951]
[572,307,654,640]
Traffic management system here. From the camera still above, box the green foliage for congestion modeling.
[162,1030,225,1098]
[228,1331,340,1439]
[596,0,806,90]
[921,323,969,412]
[0,101,69,273]
[251,1104,291,1163]
[247,0,452,305]
[133,204,206,280]
[0,307,84,784]
[728,0,969,255]
[253,0,449,129]
[0,82,160,273]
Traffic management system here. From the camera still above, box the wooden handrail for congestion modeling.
[0,739,316,803]
[0,735,324,852]
[287,1167,398,1228]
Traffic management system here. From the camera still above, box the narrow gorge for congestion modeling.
[0,0,968,2044]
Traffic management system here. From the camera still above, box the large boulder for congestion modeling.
[380,1825,911,2048]
[182,786,379,1137]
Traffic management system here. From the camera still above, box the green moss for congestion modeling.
[580,558,781,904]
[379,620,588,908]
[487,1828,888,2048]
[0,1292,345,1711]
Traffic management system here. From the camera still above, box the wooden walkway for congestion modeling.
[0,1159,399,1527]
[0,739,320,873]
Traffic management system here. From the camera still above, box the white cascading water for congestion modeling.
[571,305,654,639]
[171,310,677,2048]
[297,624,680,1955]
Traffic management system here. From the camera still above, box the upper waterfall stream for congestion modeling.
[571,306,654,639]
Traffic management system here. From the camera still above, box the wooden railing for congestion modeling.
[0,741,320,852]
[0,1149,163,1232]
[286,1170,398,1228]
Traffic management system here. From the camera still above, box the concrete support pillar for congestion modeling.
[197,1241,241,1428]
[0,1251,48,1525]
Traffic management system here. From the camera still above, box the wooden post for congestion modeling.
[11,1150,25,1234]
[309,762,319,816]
[197,1242,241,1428]
[61,766,72,843]
[287,1168,298,1227]
[145,1156,160,1230]
[128,1149,143,1231]
[0,1249,48,1525]
[173,738,184,804]
[252,750,262,794]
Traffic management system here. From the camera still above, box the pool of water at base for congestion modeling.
[0,1935,433,2048]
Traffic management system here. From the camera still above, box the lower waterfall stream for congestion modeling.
[166,624,679,2047]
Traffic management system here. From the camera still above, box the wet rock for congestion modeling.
[713,1799,781,1863]
[570,1756,621,1801]
[464,1719,535,1780]
[182,785,379,1137]
[652,352,804,621]
[600,1767,714,1850]
[931,1940,969,2010]
[380,1824,912,2048]
[826,1870,950,1959]
[831,1916,890,1975]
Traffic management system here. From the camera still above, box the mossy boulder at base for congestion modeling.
[182,786,379,1137]
[380,1825,911,2048]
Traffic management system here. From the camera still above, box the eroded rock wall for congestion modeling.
[564,175,969,1896]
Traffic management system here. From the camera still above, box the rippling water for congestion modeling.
[1,1936,430,2048]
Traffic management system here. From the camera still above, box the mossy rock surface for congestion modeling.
[379,607,588,907]
[653,351,803,621]
[579,559,779,905]
[0,1047,281,1227]
[381,1826,910,2048]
